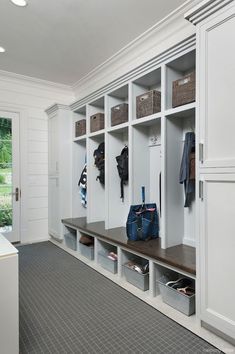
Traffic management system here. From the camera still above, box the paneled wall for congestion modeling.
[0,72,74,243]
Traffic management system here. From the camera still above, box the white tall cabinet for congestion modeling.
[186,0,235,341]
[47,105,73,240]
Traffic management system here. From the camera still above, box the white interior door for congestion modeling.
[0,111,20,243]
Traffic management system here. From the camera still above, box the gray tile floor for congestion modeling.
[18,242,222,354]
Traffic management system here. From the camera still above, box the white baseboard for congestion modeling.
[18,237,49,246]
[183,237,196,248]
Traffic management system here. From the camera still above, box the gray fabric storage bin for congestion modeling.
[123,264,149,291]
[80,244,94,260]
[157,276,195,316]
[98,252,117,274]
[64,233,77,251]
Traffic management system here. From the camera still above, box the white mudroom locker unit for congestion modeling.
[46,0,235,350]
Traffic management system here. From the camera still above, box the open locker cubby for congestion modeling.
[107,84,129,128]
[106,127,129,228]
[72,139,87,218]
[165,50,195,110]
[131,119,161,232]
[87,134,105,223]
[121,250,149,291]
[88,96,105,134]
[132,67,161,121]
[154,263,195,316]
[63,225,77,251]
[77,231,94,261]
[97,239,118,274]
[164,108,196,248]
[73,106,87,140]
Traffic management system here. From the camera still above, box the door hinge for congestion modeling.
[199,143,204,163]
[199,180,204,201]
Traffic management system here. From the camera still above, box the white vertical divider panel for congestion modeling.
[128,82,134,205]
[94,237,100,264]
[106,127,129,228]
[104,95,109,229]
[87,133,105,223]
[117,246,123,279]
[86,126,92,223]
[149,260,156,297]
[132,125,150,204]
[161,64,167,249]
[119,249,130,277]
[72,111,87,218]
[195,32,200,319]
[85,104,90,135]
[72,139,87,218]
[104,131,109,229]
[165,117,184,248]
[58,108,73,236]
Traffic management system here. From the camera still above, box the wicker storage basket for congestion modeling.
[75,119,86,137]
[172,71,195,108]
[111,103,128,126]
[90,113,104,133]
[136,90,161,118]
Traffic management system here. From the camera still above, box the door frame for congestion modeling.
[0,110,21,242]
[0,105,28,244]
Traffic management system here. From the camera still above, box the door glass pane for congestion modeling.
[0,118,13,232]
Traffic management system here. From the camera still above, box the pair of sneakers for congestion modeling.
[166,277,195,296]
[166,277,192,289]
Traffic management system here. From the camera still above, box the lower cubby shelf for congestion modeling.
[62,219,196,315]
[97,240,118,274]
[64,225,77,251]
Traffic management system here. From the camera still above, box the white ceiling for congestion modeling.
[0,0,186,85]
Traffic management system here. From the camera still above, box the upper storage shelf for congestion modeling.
[166,50,196,110]
[88,96,105,135]
[73,105,87,140]
[132,67,162,121]
[107,84,129,129]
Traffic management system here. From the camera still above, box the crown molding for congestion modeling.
[45,104,71,115]
[185,0,234,24]
[0,69,73,95]
[70,35,196,112]
[71,0,200,100]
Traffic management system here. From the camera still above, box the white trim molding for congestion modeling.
[185,0,234,25]
[45,104,71,116]
[70,35,196,112]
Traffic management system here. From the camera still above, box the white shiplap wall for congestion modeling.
[0,71,74,243]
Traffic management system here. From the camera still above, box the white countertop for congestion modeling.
[0,234,18,257]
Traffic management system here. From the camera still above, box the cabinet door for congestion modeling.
[48,113,59,176]
[199,174,235,339]
[48,177,61,239]
[198,5,235,169]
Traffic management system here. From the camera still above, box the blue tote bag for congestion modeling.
[126,187,159,241]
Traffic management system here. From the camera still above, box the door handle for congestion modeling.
[12,187,20,201]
